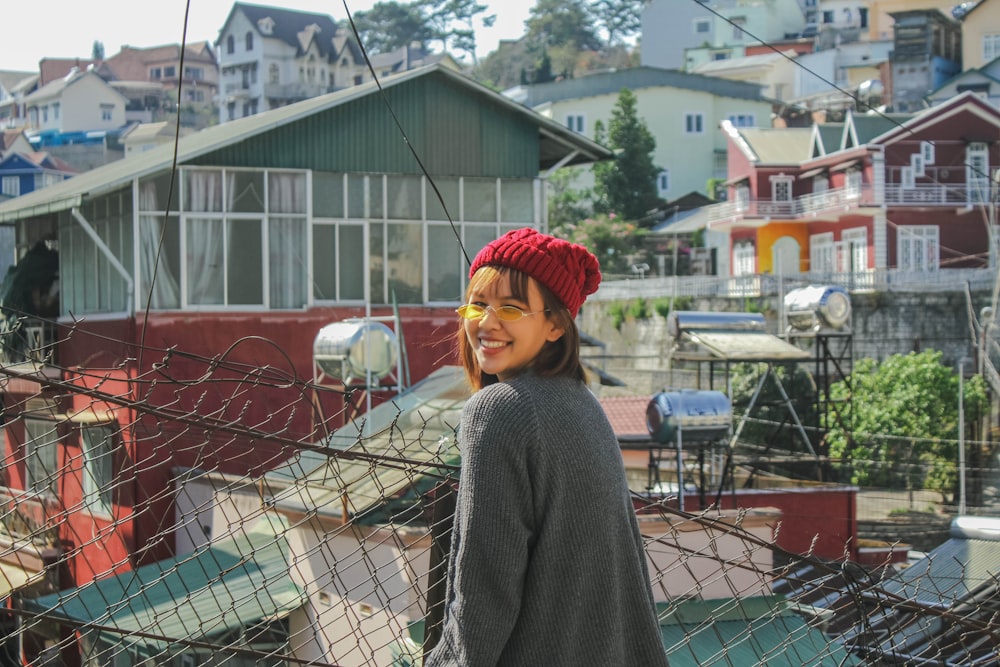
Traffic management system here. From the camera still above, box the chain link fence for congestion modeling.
[0,313,997,667]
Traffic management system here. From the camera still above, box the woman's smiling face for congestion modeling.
[463,271,565,381]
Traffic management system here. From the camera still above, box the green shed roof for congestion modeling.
[0,64,613,224]
[25,514,304,660]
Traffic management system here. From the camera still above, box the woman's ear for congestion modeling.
[545,322,565,343]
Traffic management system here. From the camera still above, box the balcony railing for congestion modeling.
[0,317,57,366]
[592,267,996,301]
[707,183,999,225]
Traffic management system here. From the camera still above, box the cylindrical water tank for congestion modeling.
[313,319,397,381]
[667,311,767,339]
[646,390,732,445]
[784,285,851,331]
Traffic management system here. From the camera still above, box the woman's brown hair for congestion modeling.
[457,265,586,391]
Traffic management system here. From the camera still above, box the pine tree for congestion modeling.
[592,88,663,225]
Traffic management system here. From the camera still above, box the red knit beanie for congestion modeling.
[469,228,602,317]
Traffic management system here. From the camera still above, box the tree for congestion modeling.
[420,0,496,64]
[824,350,988,500]
[525,0,602,52]
[546,168,593,229]
[592,88,663,224]
[551,214,645,275]
[349,2,436,54]
[589,0,645,46]
[92,41,105,61]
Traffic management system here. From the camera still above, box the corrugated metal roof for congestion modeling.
[659,597,860,666]
[509,66,769,108]
[737,127,814,165]
[0,64,613,224]
[25,514,304,659]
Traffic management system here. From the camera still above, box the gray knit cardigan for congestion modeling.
[426,372,669,666]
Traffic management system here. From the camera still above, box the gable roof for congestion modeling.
[870,91,1000,145]
[0,151,76,173]
[21,69,129,106]
[508,66,770,108]
[223,2,341,59]
[0,70,35,93]
[38,58,99,86]
[0,64,613,224]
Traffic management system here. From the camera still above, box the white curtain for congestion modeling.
[138,182,180,309]
[268,173,307,308]
[186,171,225,305]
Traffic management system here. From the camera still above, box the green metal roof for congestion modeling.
[659,597,860,666]
[0,64,613,224]
[25,514,304,660]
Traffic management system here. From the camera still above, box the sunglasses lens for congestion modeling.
[495,306,523,321]
[457,305,482,319]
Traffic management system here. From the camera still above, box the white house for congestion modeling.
[20,69,127,136]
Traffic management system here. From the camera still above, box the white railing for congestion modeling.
[705,183,998,225]
[592,268,996,301]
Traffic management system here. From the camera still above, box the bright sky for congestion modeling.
[3,0,535,73]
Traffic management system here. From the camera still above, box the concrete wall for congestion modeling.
[578,288,991,395]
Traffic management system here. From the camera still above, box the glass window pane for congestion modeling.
[228,219,263,305]
[464,178,497,222]
[347,174,383,219]
[82,425,114,517]
[370,222,385,303]
[426,177,460,222]
[428,225,463,302]
[139,214,181,310]
[313,224,336,300]
[387,174,422,220]
[269,217,306,308]
[268,172,305,214]
[464,224,498,265]
[139,173,179,212]
[227,171,265,213]
[314,172,344,218]
[184,170,224,212]
[186,218,225,305]
[339,224,365,301]
[387,223,423,304]
[500,180,534,223]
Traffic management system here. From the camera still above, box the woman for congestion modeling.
[426,228,668,666]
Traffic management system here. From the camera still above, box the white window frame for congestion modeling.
[910,153,924,177]
[771,174,793,202]
[845,168,862,199]
[2,175,19,197]
[565,113,585,134]
[657,169,670,197]
[82,424,115,518]
[967,142,989,203]
[921,141,935,165]
[842,227,868,273]
[685,113,705,134]
[24,419,59,497]
[813,174,829,194]
[897,226,939,272]
[901,166,915,189]
[727,114,755,128]
[694,18,710,34]
[810,232,835,273]
[733,241,755,276]
[983,34,1000,62]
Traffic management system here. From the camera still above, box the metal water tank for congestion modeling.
[784,285,851,331]
[313,319,397,381]
[646,390,732,445]
[667,311,767,339]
